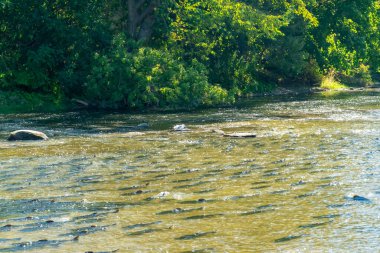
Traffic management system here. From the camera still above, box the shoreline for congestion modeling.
[1,86,380,115]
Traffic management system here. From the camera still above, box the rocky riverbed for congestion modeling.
[0,90,380,252]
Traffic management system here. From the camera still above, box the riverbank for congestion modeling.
[0,91,66,114]
[267,85,380,96]
[1,84,380,114]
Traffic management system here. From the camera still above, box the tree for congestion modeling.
[1,0,378,111]
[307,0,379,74]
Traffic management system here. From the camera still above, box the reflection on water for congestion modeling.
[0,91,380,252]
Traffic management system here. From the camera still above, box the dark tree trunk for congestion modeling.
[127,0,160,41]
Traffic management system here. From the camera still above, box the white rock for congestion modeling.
[173,124,189,131]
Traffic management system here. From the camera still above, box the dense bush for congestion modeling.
[85,35,231,108]
[338,64,374,87]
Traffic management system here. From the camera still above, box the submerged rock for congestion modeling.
[7,130,48,141]
[176,231,216,240]
[137,123,149,129]
[298,221,331,229]
[212,129,256,138]
[124,221,162,230]
[274,234,303,243]
[352,195,371,202]
[127,228,163,236]
[156,207,204,215]
[183,214,223,220]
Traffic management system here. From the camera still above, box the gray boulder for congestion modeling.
[8,130,48,141]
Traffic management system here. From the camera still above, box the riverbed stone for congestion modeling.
[173,124,189,131]
[352,195,370,202]
[223,132,257,138]
[7,130,48,141]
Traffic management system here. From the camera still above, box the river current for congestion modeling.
[0,90,379,252]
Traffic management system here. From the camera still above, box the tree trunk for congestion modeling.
[127,0,159,41]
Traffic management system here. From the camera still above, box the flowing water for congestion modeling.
[0,91,380,252]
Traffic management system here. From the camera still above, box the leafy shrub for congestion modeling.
[84,35,230,109]
[0,90,64,113]
[299,59,322,85]
[353,64,373,86]
[337,64,374,87]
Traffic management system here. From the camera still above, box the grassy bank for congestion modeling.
[320,75,347,90]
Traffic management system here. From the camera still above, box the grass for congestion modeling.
[320,73,347,90]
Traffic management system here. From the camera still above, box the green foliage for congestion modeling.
[307,0,379,76]
[0,0,112,94]
[0,90,65,113]
[353,64,373,86]
[158,0,290,91]
[0,0,378,112]
[338,64,374,87]
[85,34,230,109]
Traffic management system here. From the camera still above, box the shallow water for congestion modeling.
[1,91,380,252]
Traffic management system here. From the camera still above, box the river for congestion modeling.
[0,90,379,252]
